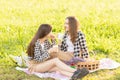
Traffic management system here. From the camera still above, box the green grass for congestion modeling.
[0,0,120,80]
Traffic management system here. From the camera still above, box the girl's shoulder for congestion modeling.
[77,31,86,40]
[35,39,41,45]
[62,32,68,39]
[77,31,84,36]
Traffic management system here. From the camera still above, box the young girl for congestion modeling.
[26,24,89,80]
[59,16,89,63]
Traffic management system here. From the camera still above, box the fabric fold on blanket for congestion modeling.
[99,58,120,69]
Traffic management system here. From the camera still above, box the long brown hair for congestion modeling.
[26,24,52,58]
[66,16,79,43]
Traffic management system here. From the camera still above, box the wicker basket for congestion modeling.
[75,59,100,70]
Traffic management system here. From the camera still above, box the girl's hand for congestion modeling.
[84,58,90,61]
[49,33,56,40]
[48,46,58,53]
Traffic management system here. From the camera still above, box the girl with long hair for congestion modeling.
[59,16,89,64]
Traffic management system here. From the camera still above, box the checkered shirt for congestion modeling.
[34,39,56,62]
[59,31,89,58]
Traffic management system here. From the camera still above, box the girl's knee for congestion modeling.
[52,58,60,62]
[52,57,58,60]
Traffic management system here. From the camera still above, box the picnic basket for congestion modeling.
[75,59,100,70]
[75,51,100,70]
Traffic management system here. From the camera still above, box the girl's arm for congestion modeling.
[79,33,89,58]
[34,41,50,62]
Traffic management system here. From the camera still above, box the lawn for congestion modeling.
[0,0,120,80]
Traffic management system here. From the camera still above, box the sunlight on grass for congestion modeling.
[0,0,120,80]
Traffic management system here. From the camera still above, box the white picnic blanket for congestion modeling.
[14,57,120,80]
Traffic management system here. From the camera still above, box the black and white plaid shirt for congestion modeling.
[59,31,89,58]
[34,39,56,62]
